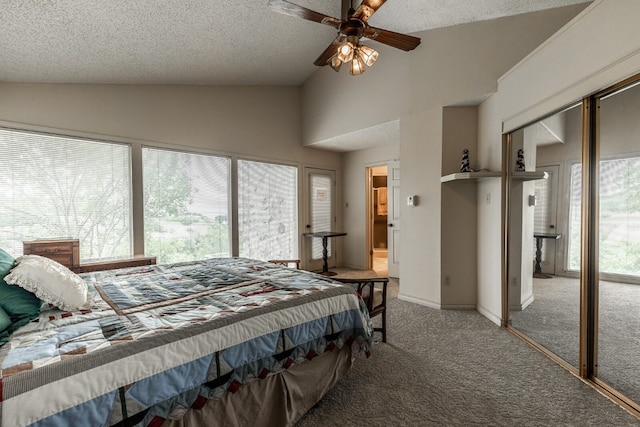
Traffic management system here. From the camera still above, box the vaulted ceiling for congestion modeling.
[1,0,590,86]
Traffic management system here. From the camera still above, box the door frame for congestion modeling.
[387,160,400,277]
[365,164,388,272]
[535,163,560,275]
[303,167,337,272]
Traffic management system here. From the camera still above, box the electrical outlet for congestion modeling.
[444,276,451,286]
[511,277,518,286]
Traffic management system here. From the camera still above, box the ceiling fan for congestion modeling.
[268,0,421,75]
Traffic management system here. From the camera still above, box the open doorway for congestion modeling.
[367,165,388,275]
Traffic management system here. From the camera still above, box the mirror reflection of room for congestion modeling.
[509,79,640,407]
[508,102,583,369]
[596,81,640,405]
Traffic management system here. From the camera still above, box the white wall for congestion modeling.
[341,143,399,270]
[304,5,588,307]
[0,84,340,166]
[441,107,479,309]
[478,0,640,322]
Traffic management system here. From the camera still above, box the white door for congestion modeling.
[387,161,400,277]
[304,168,336,272]
[534,164,559,274]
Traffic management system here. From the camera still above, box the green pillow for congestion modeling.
[0,248,42,325]
[0,305,10,333]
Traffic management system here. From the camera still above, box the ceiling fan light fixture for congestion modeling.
[357,44,378,67]
[349,54,366,76]
[269,0,421,77]
[337,41,355,63]
[330,55,343,72]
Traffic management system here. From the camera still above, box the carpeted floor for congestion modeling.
[296,279,639,426]
[510,276,640,406]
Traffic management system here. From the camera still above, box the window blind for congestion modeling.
[568,157,640,276]
[237,160,298,261]
[142,147,230,264]
[0,128,132,260]
[310,174,332,260]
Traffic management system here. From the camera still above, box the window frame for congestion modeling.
[0,126,134,260]
[0,125,307,266]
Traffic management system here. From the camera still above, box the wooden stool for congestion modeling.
[334,274,389,343]
[268,259,301,269]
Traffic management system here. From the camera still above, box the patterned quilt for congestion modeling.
[0,258,372,427]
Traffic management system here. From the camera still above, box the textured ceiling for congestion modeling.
[0,0,590,86]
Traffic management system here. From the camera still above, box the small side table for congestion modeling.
[332,269,389,343]
[533,233,561,279]
[304,231,347,276]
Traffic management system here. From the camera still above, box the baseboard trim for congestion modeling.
[440,303,476,310]
[398,294,503,326]
[397,293,441,309]
[509,294,535,312]
[477,304,502,326]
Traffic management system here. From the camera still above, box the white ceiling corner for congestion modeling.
[306,121,400,152]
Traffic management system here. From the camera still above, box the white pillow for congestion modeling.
[4,255,93,311]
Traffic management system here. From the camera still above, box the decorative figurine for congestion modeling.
[460,149,471,172]
[516,149,526,171]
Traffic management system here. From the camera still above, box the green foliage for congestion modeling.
[142,150,230,264]
[143,151,192,218]
[146,221,229,264]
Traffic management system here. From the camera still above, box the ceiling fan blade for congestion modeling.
[352,0,387,22]
[363,27,421,51]
[313,39,342,66]
[268,0,342,28]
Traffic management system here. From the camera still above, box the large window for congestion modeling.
[0,128,132,260]
[598,157,640,276]
[1,130,303,266]
[142,148,230,264]
[568,157,640,276]
[238,160,298,260]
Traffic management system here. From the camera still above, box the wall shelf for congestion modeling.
[512,171,548,181]
[440,171,501,182]
[440,170,548,183]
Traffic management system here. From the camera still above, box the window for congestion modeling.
[598,157,640,276]
[310,173,333,259]
[0,128,132,260]
[1,129,306,267]
[568,157,640,276]
[238,160,298,260]
[142,148,230,264]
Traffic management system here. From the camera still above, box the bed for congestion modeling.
[0,254,372,427]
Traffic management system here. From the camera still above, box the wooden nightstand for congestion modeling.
[23,239,156,273]
[23,239,80,269]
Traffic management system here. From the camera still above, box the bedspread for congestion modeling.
[0,258,372,426]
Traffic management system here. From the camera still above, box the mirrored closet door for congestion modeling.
[595,80,640,406]
[507,102,583,371]
[504,74,640,415]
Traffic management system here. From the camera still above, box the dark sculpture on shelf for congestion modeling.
[516,149,526,171]
[460,149,471,172]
